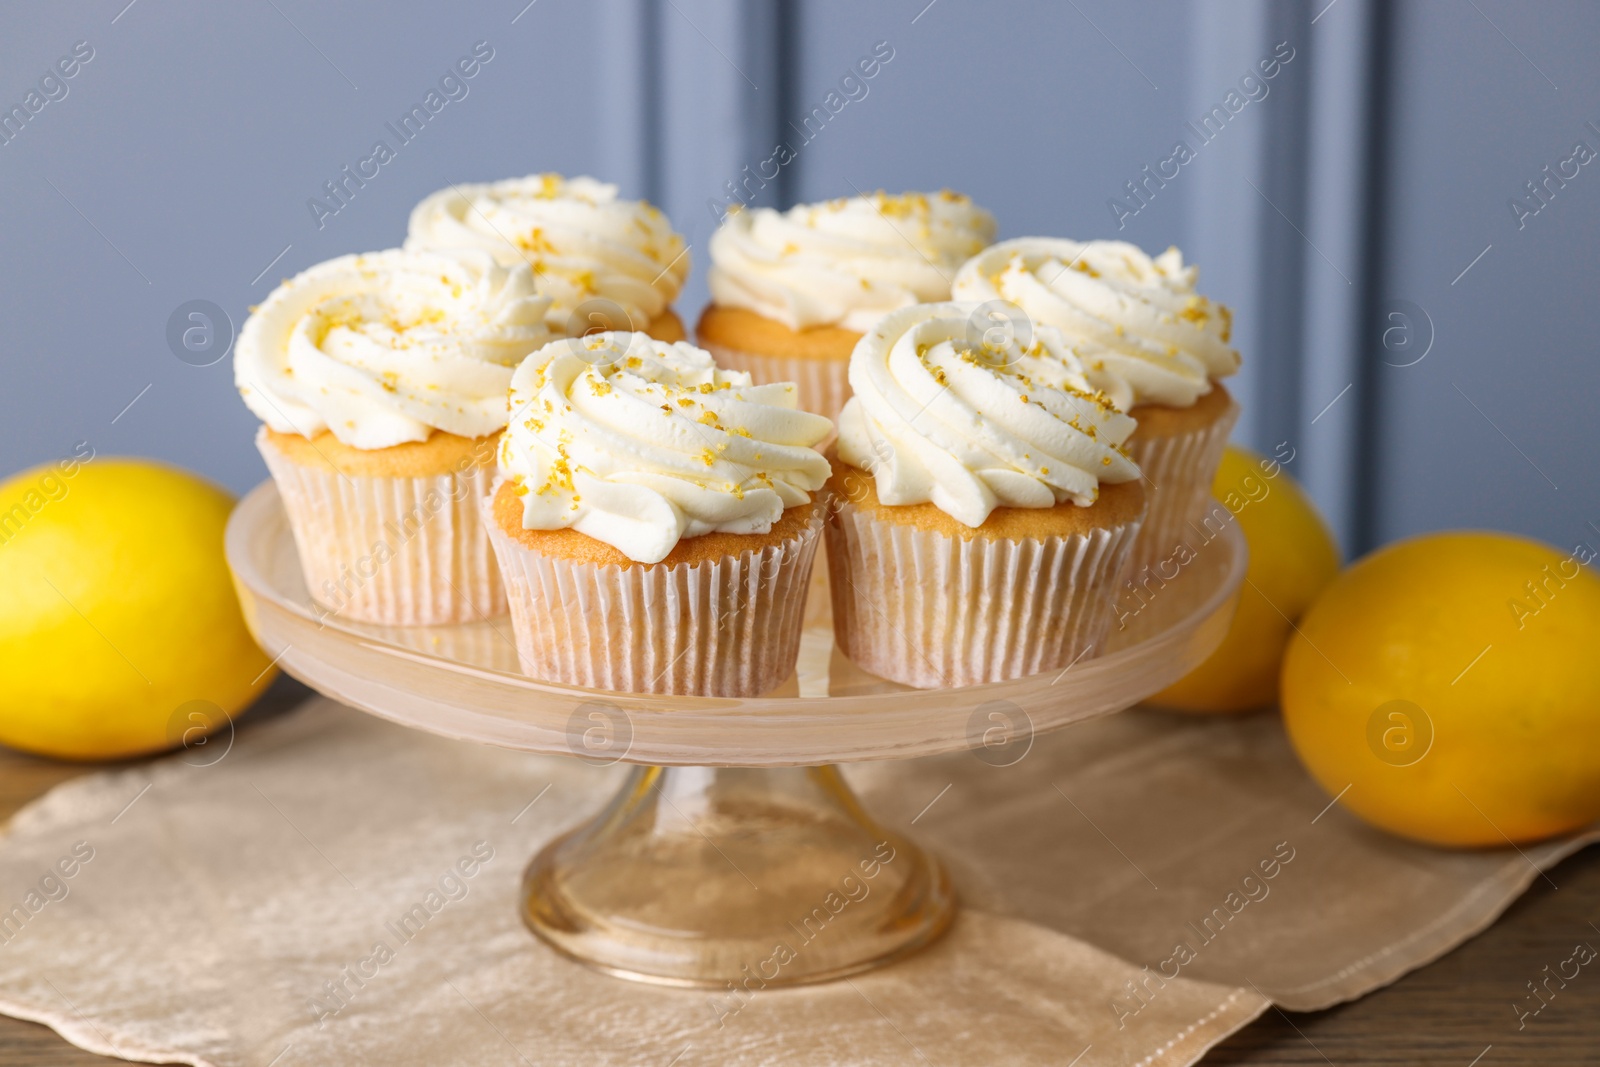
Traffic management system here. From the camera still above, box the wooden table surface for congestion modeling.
[1,684,1595,1066]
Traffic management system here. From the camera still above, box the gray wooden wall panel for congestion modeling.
[1366,0,1600,552]
[1,0,1594,556]
[0,0,609,494]
[784,0,1192,259]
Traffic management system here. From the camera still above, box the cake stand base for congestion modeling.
[522,764,954,987]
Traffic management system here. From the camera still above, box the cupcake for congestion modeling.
[236,249,551,625]
[405,173,691,342]
[486,332,833,696]
[827,302,1146,689]
[953,239,1240,581]
[697,191,995,420]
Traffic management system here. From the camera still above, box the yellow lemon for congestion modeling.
[0,457,275,760]
[1281,532,1600,847]
[1149,446,1341,713]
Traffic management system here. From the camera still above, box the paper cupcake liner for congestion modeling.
[257,429,505,626]
[1123,399,1240,582]
[825,498,1141,689]
[699,339,851,422]
[484,500,824,697]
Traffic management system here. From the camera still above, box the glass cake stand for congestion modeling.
[225,481,1246,988]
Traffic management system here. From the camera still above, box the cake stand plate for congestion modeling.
[226,481,1246,987]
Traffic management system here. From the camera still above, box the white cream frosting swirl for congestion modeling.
[405,174,689,335]
[952,238,1240,409]
[837,302,1140,528]
[500,333,833,563]
[236,250,551,449]
[708,191,996,333]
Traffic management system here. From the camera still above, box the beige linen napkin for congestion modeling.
[0,698,1590,1066]
[846,708,1600,1012]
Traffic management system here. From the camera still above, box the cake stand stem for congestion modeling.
[521,764,955,988]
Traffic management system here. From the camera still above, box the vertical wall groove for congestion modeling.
[1186,0,1294,450]
[1298,0,1382,554]
[1350,0,1396,555]
[772,0,799,210]
[1258,0,1313,454]
[657,0,784,314]
[1190,0,1382,549]
[597,0,661,203]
